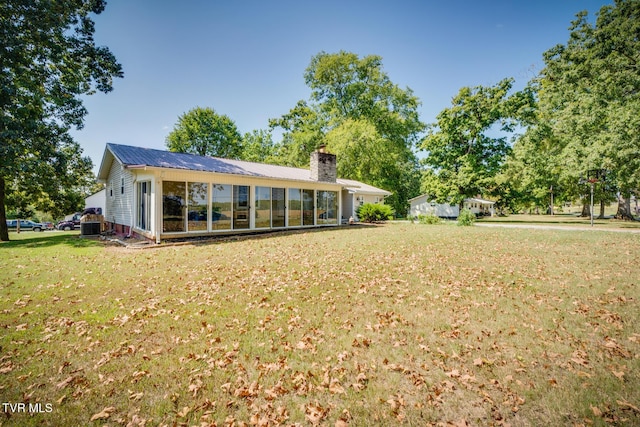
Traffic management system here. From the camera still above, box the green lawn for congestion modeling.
[1,225,638,426]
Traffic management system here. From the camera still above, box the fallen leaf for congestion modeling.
[329,378,345,395]
[90,406,115,421]
[610,370,625,380]
[617,399,640,413]
[56,376,74,389]
[129,391,144,401]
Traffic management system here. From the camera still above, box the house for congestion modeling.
[97,143,391,242]
[409,195,495,219]
[85,189,106,214]
[464,197,496,216]
[408,195,459,219]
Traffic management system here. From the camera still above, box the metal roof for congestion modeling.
[98,143,391,195]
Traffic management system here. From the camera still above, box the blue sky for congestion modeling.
[73,0,611,173]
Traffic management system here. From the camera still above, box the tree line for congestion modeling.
[1,0,637,241]
[167,0,639,219]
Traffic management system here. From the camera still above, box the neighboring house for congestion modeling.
[409,195,495,219]
[408,195,459,219]
[85,189,106,214]
[97,143,391,242]
[341,178,391,221]
[464,197,496,216]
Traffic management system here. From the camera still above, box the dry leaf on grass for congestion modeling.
[90,406,115,421]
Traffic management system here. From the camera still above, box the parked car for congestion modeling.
[56,208,102,231]
[57,220,77,231]
[6,219,45,232]
[57,213,81,230]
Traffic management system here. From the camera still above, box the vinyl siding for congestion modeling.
[105,160,134,228]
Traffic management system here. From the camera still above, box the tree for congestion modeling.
[535,0,640,219]
[0,0,123,241]
[271,51,425,214]
[240,129,277,163]
[269,100,326,167]
[419,78,534,208]
[166,107,243,159]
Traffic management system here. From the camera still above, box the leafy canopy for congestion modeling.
[0,0,123,241]
[420,78,534,207]
[271,51,425,214]
[503,0,640,217]
[166,107,243,159]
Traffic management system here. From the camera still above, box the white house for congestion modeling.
[464,197,496,216]
[409,195,495,219]
[84,189,106,214]
[408,195,459,219]
[97,144,391,242]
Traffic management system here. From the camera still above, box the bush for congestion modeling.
[417,214,442,224]
[457,208,476,226]
[356,203,394,223]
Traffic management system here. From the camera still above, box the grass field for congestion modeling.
[478,213,640,230]
[1,224,638,426]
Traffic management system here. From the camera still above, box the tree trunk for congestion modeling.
[615,192,635,220]
[597,200,606,219]
[0,176,9,241]
[580,203,590,218]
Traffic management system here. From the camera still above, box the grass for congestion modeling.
[0,225,639,426]
[478,210,640,230]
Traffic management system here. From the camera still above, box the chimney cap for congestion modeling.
[317,144,326,153]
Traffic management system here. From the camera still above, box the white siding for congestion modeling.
[409,196,459,218]
[105,160,134,228]
[84,189,106,213]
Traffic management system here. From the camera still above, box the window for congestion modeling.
[163,181,186,232]
[288,188,302,226]
[255,186,271,228]
[121,177,125,194]
[272,188,285,228]
[136,181,151,231]
[211,184,232,230]
[303,189,315,226]
[233,185,250,229]
[187,182,208,231]
[317,190,338,224]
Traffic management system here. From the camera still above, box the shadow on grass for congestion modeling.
[0,232,102,250]
[162,223,378,247]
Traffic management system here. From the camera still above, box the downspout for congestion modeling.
[127,177,137,238]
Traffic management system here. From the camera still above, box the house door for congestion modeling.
[233,185,250,229]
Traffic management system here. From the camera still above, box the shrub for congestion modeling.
[457,208,476,226]
[356,203,394,223]
[418,214,442,224]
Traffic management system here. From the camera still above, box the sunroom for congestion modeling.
[98,144,379,242]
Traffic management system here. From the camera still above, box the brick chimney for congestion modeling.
[310,145,337,183]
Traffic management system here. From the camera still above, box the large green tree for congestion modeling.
[534,0,640,219]
[419,78,534,208]
[268,100,326,167]
[240,129,277,163]
[271,51,425,213]
[0,0,123,241]
[166,107,243,159]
